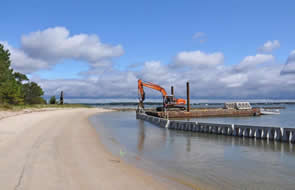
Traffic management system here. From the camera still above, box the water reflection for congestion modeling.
[186,137,191,152]
[137,120,145,153]
[136,121,294,154]
[133,123,295,189]
[91,111,295,190]
[137,119,170,153]
[168,130,295,154]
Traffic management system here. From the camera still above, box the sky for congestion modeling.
[1,0,295,100]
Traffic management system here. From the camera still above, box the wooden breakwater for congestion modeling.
[136,112,295,144]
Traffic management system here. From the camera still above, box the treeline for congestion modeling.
[0,43,46,105]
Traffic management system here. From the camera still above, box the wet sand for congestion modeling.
[0,108,176,190]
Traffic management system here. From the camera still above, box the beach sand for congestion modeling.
[0,108,177,190]
[0,107,60,120]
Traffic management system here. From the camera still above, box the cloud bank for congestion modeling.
[2,28,295,99]
[174,51,224,68]
[281,50,295,75]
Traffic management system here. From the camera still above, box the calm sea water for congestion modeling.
[89,105,295,190]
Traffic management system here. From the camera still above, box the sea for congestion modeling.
[89,100,295,190]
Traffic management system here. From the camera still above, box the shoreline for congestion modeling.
[90,110,204,190]
[0,108,185,190]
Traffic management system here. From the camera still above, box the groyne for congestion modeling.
[136,112,295,144]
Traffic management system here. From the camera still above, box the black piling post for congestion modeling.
[186,82,190,112]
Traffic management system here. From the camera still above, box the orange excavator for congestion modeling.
[138,79,186,111]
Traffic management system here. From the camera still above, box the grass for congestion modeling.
[0,103,91,111]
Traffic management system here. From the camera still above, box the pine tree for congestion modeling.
[0,43,46,105]
[0,44,23,104]
[0,44,13,84]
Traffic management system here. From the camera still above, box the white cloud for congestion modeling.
[21,27,123,63]
[192,32,206,43]
[34,70,138,98]
[258,40,280,53]
[220,74,248,88]
[34,53,295,99]
[1,41,48,73]
[2,27,124,74]
[174,50,224,67]
[234,54,275,72]
[2,27,295,99]
[281,50,295,75]
[26,48,295,99]
[38,54,295,99]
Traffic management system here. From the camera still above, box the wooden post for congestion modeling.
[186,82,190,112]
[171,86,174,96]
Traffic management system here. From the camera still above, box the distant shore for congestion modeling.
[0,108,179,190]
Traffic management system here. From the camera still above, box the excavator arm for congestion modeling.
[138,79,167,102]
[138,79,186,110]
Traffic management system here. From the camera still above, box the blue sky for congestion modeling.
[1,0,295,99]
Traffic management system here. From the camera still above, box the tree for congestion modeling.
[14,72,29,83]
[0,44,23,104]
[23,82,45,104]
[49,96,56,104]
[0,80,23,104]
[0,43,45,105]
[0,44,13,83]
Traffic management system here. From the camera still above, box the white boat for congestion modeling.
[260,108,280,115]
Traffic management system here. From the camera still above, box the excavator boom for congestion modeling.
[138,79,167,101]
[138,79,186,110]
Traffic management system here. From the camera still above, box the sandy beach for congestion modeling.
[0,108,176,190]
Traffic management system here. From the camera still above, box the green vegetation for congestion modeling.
[49,96,56,104]
[0,43,45,106]
[0,43,91,111]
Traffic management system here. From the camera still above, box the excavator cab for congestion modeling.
[164,95,174,105]
[160,95,185,111]
[164,95,185,106]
